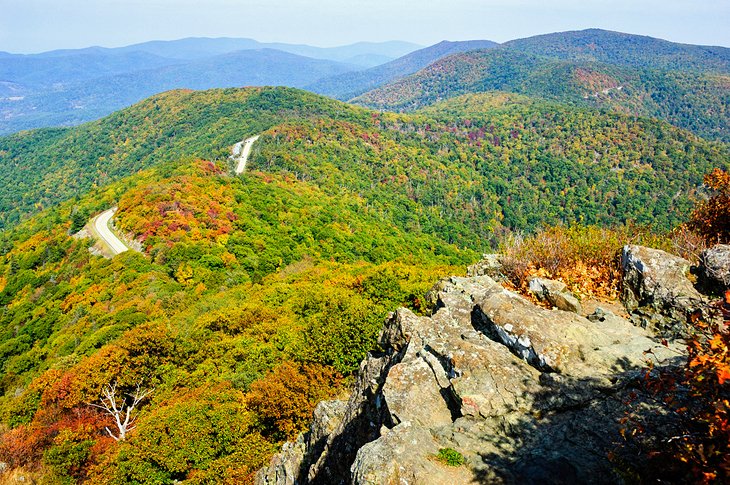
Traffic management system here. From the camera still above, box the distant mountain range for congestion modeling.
[307,40,499,100]
[0,38,424,134]
[0,49,358,134]
[3,38,421,65]
[0,30,728,141]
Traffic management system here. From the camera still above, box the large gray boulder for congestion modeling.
[257,273,683,485]
[621,245,707,337]
[698,244,730,293]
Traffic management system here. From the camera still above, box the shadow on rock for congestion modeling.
[467,364,685,484]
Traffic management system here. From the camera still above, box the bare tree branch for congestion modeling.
[88,380,153,441]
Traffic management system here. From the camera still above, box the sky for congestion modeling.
[2,0,729,53]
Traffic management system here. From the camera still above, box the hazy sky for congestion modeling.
[2,0,729,53]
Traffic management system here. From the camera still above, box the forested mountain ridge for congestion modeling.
[1,87,727,233]
[4,29,728,139]
[354,47,730,141]
[504,28,730,74]
[0,87,371,229]
[308,39,498,100]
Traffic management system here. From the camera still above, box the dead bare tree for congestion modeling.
[89,380,153,441]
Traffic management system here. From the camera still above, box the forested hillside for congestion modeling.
[0,156,468,482]
[354,48,730,141]
[0,86,728,483]
[0,88,370,229]
[2,87,727,233]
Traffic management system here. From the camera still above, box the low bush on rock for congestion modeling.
[435,447,465,467]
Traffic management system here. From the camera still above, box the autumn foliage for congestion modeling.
[498,224,669,300]
[629,316,730,483]
[247,361,342,441]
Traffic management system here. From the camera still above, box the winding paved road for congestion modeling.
[232,135,260,174]
[94,208,128,256]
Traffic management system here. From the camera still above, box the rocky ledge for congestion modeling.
[256,245,724,484]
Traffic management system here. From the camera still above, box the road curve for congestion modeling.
[233,135,260,174]
[94,208,128,256]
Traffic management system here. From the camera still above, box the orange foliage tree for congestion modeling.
[246,361,342,441]
[688,168,730,244]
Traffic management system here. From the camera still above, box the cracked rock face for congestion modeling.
[528,276,582,314]
[621,244,707,336]
[257,271,684,485]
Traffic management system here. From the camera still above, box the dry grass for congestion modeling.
[498,225,673,301]
[0,467,44,485]
[669,225,708,264]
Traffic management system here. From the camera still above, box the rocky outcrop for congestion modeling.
[528,276,582,313]
[256,400,349,485]
[621,245,707,336]
[257,271,683,485]
[466,253,505,281]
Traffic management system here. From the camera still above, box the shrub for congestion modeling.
[246,361,341,441]
[435,447,465,467]
[300,288,385,374]
[44,432,95,483]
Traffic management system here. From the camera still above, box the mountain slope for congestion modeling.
[1,86,729,483]
[504,28,730,74]
[0,152,468,484]
[0,87,371,229]
[308,40,498,100]
[354,48,730,141]
[2,87,727,234]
